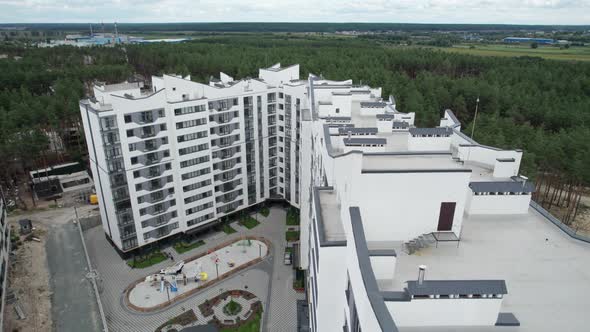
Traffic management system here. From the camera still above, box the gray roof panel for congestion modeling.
[338,127,378,135]
[406,280,508,296]
[469,181,535,193]
[409,127,453,136]
[361,101,387,108]
[344,138,387,146]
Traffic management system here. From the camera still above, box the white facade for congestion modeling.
[300,75,533,332]
[80,64,305,252]
[81,64,545,331]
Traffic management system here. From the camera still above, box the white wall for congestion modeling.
[351,171,471,242]
[386,298,503,326]
[466,192,531,215]
[316,246,347,332]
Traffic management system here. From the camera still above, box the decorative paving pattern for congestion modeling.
[83,207,304,332]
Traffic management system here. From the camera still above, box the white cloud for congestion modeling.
[0,0,588,24]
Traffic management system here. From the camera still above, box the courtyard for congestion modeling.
[127,238,269,310]
[83,206,305,332]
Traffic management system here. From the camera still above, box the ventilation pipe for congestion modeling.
[418,265,427,286]
[520,175,528,190]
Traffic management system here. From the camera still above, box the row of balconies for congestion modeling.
[139,198,176,218]
[213,157,241,172]
[214,168,242,183]
[135,175,174,193]
[209,111,239,124]
[211,134,240,148]
[216,199,243,214]
[212,146,241,161]
[143,221,179,240]
[215,189,243,204]
[141,210,177,229]
[214,179,242,193]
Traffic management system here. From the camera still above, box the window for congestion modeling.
[179,143,209,156]
[279,126,284,132]
[135,183,142,191]
[336,108,340,114]
[176,118,207,130]
[124,115,132,123]
[279,115,284,121]
[174,105,206,115]
[160,124,167,131]
[131,157,138,165]
[126,129,134,137]
[278,92,284,98]
[163,150,170,158]
[133,171,140,178]
[165,163,172,170]
[182,167,211,181]
[158,109,165,117]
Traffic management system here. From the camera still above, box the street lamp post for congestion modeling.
[470,97,480,139]
[259,243,262,258]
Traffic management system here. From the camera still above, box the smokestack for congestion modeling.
[418,265,427,286]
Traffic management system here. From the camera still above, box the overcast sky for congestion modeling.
[0,0,589,25]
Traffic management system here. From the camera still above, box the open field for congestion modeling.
[434,44,590,61]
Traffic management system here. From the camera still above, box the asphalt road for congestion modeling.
[46,221,102,332]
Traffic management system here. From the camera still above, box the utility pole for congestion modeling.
[470,96,480,139]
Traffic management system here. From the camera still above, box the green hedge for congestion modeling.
[223,224,237,234]
[127,251,167,269]
[286,230,300,242]
[173,240,205,254]
[240,216,260,229]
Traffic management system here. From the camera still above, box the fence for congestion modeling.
[530,201,590,244]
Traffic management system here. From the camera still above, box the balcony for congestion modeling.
[141,130,156,139]
[120,231,137,240]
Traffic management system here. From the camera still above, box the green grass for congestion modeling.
[223,224,237,234]
[220,312,262,332]
[286,208,300,225]
[173,240,205,254]
[286,230,300,242]
[259,207,270,217]
[240,216,260,229]
[433,44,590,62]
[128,251,168,269]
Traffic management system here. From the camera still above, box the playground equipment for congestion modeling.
[160,260,185,275]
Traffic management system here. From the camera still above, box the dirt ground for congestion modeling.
[541,191,590,237]
[3,221,52,332]
[3,204,99,332]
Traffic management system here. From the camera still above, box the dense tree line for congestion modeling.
[0,35,588,205]
[0,45,131,192]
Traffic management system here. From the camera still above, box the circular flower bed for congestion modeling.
[223,299,242,316]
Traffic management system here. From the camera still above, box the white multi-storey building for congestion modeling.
[80,63,306,252]
[82,64,589,332]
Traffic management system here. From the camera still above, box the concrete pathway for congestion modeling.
[46,221,102,332]
[83,206,304,332]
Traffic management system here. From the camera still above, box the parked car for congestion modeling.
[284,251,292,265]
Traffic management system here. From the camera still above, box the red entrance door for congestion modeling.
[437,202,456,231]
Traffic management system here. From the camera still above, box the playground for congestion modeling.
[127,237,269,311]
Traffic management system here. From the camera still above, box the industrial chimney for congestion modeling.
[418,265,427,286]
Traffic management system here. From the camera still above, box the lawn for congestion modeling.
[434,44,590,62]
[127,251,167,269]
[222,224,237,234]
[286,208,300,225]
[173,240,205,254]
[220,312,262,332]
[286,230,300,242]
[240,216,260,229]
[259,207,270,217]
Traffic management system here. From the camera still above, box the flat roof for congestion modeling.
[392,210,590,332]
[316,188,346,243]
[362,154,463,171]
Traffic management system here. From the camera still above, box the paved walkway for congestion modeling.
[47,220,102,332]
[83,207,304,332]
